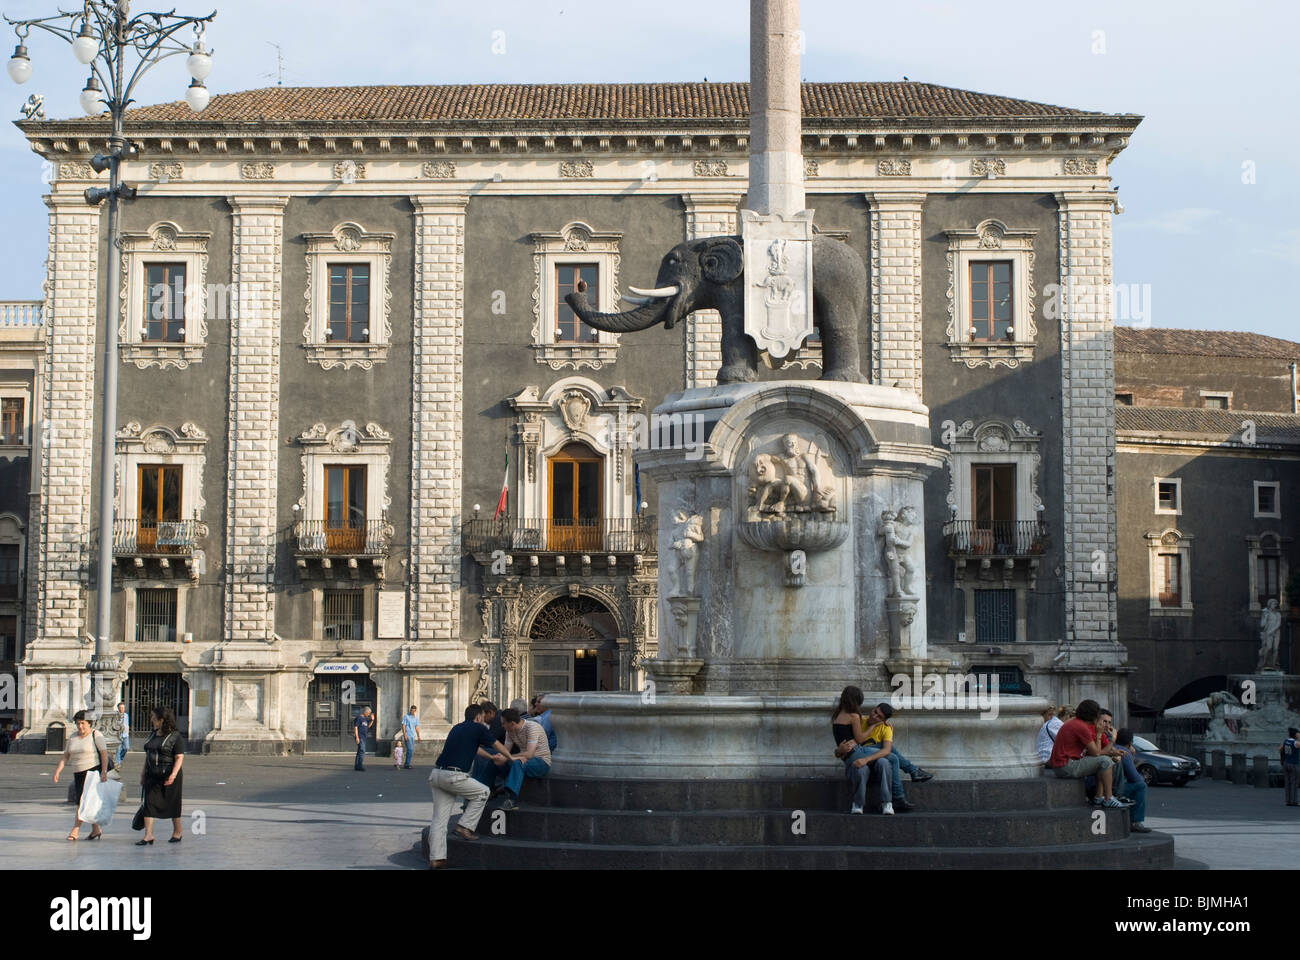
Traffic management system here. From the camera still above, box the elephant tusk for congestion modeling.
[620,293,658,305]
[628,284,680,298]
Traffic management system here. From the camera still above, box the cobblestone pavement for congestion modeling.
[1,754,1296,869]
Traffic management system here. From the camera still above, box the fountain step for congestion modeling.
[428,832,1175,870]
[452,804,1129,847]
[517,775,1086,812]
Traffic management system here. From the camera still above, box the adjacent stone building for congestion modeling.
[13,81,1140,750]
[1115,328,1300,712]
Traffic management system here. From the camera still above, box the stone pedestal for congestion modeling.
[636,381,945,697]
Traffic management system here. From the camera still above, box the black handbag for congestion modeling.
[131,787,146,831]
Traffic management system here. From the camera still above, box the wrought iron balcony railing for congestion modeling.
[462,517,657,556]
[942,519,1049,558]
[295,519,390,557]
[113,518,200,556]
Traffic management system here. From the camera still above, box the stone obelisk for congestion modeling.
[742,0,814,361]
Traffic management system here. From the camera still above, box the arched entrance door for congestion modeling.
[528,595,619,692]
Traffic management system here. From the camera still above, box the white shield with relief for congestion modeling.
[741,209,814,360]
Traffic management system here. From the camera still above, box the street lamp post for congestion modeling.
[6,1,215,742]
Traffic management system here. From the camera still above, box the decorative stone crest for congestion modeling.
[559,160,593,178]
[149,161,183,182]
[240,161,276,180]
[152,224,177,251]
[422,160,456,179]
[59,161,94,180]
[971,157,1006,176]
[1063,157,1098,175]
[334,224,363,251]
[558,390,592,431]
[877,158,911,177]
[333,160,366,181]
[803,158,819,178]
[693,159,728,177]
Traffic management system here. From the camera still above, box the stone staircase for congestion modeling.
[422,776,1175,869]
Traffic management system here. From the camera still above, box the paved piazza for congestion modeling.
[1,753,1295,870]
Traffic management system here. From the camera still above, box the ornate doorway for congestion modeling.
[528,595,618,692]
[546,442,602,551]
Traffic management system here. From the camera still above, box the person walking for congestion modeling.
[1282,727,1299,807]
[427,704,512,868]
[401,705,421,770]
[51,710,108,841]
[353,706,373,772]
[138,706,185,846]
[114,702,131,770]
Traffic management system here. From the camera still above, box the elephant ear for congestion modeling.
[700,237,743,285]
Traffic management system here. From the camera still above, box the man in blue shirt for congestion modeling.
[428,704,512,868]
[1282,726,1299,806]
[401,705,421,770]
[1114,728,1151,833]
[114,702,130,769]
[353,706,373,771]
[529,694,557,752]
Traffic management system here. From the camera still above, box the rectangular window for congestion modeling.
[136,588,178,642]
[323,589,364,642]
[328,264,371,343]
[137,465,183,552]
[1115,393,1133,406]
[1155,479,1180,514]
[0,397,23,445]
[555,264,599,343]
[1201,392,1231,410]
[974,589,1015,643]
[968,261,1013,341]
[972,464,1016,553]
[1257,555,1280,607]
[0,614,15,662]
[1255,481,1280,518]
[1157,554,1182,607]
[143,263,186,342]
[0,543,18,600]
[324,465,367,552]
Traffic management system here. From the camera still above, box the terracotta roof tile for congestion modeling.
[1116,406,1300,444]
[116,81,1122,125]
[1115,327,1300,360]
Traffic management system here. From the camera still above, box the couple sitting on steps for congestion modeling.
[832,686,934,814]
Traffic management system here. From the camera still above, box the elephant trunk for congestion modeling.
[565,284,673,333]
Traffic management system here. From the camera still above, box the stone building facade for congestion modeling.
[1115,328,1300,712]
[13,81,1140,750]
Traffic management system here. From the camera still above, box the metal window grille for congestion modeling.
[324,590,364,641]
[136,589,177,643]
[974,589,1015,643]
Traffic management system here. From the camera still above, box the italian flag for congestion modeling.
[492,451,509,521]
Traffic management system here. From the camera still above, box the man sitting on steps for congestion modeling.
[1045,698,1129,809]
[495,707,552,811]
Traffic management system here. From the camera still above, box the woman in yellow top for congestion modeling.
[52,710,110,841]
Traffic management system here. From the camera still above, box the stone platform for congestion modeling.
[423,776,1175,869]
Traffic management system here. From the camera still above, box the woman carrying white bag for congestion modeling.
[52,710,116,841]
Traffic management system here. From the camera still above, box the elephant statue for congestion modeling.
[565,234,867,384]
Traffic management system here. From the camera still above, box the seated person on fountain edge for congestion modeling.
[1045,699,1128,808]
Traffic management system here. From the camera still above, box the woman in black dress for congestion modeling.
[138,705,185,845]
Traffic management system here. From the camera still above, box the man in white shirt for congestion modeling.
[114,702,130,769]
[1035,704,1063,764]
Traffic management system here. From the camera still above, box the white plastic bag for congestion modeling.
[77,773,124,826]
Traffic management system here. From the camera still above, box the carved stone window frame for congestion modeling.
[507,378,644,526]
[1253,480,1281,519]
[302,222,394,370]
[1146,528,1193,616]
[1246,531,1290,614]
[1154,476,1181,516]
[0,380,32,452]
[944,418,1044,522]
[114,421,209,524]
[296,420,394,529]
[530,221,622,371]
[124,581,190,644]
[944,219,1037,368]
[119,221,210,369]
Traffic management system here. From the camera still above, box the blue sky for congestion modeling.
[0,0,1295,340]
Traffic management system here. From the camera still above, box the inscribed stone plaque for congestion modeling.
[377,591,405,639]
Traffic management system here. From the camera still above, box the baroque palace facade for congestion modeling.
[14,82,1139,751]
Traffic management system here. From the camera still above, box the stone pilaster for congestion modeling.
[36,195,101,649]
[1057,191,1118,642]
[682,194,742,388]
[866,193,925,394]
[225,197,288,643]
[410,196,469,643]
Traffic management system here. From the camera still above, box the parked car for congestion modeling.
[1130,735,1201,786]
